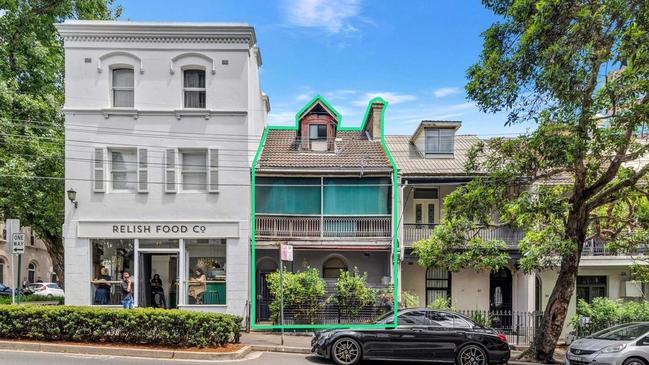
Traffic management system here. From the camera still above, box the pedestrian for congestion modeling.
[121,271,134,309]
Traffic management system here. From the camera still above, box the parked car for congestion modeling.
[27,282,64,297]
[0,284,14,296]
[311,308,510,365]
[567,322,649,365]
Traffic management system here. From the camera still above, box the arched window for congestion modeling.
[28,262,37,283]
[0,257,5,284]
[183,69,206,108]
[425,267,451,306]
[322,257,348,279]
[112,68,134,107]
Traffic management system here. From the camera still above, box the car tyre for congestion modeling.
[457,344,488,365]
[623,358,647,365]
[331,337,361,365]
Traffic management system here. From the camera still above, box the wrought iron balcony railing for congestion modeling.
[402,223,524,248]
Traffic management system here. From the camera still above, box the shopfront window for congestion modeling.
[139,239,179,249]
[91,239,134,305]
[185,239,226,305]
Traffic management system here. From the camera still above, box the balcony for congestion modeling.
[582,239,649,257]
[255,214,391,239]
[402,223,524,247]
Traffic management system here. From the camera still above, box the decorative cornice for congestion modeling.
[61,35,252,45]
[62,108,248,119]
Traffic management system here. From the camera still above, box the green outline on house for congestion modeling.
[250,95,399,330]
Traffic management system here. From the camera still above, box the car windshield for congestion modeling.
[591,323,649,340]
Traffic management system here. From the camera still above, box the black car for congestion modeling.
[0,284,14,296]
[311,308,510,365]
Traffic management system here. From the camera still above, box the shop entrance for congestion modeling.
[138,252,178,308]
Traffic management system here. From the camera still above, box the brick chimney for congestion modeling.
[365,100,385,141]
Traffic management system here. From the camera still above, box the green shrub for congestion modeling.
[0,305,241,347]
[428,297,455,310]
[400,291,420,308]
[0,295,64,305]
[266,267,326,324]
[333,268,376,319]
[570,297,649,335]
[470,311,492,327]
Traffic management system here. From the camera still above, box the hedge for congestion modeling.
[0,295,64,305]
[0,305,242,347]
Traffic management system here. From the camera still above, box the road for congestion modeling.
[0,349,417,364]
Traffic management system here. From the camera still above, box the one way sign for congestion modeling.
[11,233,25,254]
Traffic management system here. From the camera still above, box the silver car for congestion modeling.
[567,323,649,365]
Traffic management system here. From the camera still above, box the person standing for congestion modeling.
[121,271,134,309]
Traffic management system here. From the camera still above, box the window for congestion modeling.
[183,69,206,108]
[398,311,431,325]
[50,272,57,284]
[424,311,471,328]
[323,257,348,279]
[185,239,226,305]
[112,68,134,107]
[92,239,134,305]
[425,267,451,306]
[180,149,207,191]
[28,262,37,283]
[577,276,607,304]
[0,257,4,284]
[309,124,327,140]
[413,188,438,199]
[425,128,454,154]
[110,148,137,191]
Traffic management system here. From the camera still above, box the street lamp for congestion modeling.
[67,188,78,208]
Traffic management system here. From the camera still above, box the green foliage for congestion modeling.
[0,295,64,305]
[400,290,420,308]
[266,267,326,324]
[0,0,122,282]
[0,305,241,347]
[427,297,455,310]
[571,298,649,336]
[470,311,492,327]
[332,268,376,319]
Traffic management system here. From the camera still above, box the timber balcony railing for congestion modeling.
[582,238,649,257]
[255,214,392,239]
[402,223,524,247]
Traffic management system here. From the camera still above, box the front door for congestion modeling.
[490,267,513,328]
[257,272,272,321]
[137,252,178,308]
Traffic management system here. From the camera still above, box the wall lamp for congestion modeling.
[67,188,78,208]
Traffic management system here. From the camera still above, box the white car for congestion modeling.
[28,282,64,298]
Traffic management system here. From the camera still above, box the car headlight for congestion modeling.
[601,344,627,353]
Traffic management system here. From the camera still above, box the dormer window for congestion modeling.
[425,128,454,154]
[309,124,327,140]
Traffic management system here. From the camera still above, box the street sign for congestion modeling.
[11,232,25,254]
[280,243,293,261]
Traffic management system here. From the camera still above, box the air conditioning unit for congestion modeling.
[625,281,643,298]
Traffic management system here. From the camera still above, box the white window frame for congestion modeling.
[111,67,135,108]
[425,128,455,154]
[180,148,208,192]
[109,147,138,192]
[182,69,206,109]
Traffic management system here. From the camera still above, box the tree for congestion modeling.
[414,1,649,362]
[0,1,121,284]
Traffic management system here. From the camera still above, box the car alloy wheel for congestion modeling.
[623,359,645,365]
[459,345,487,365]
[332,337,361,365]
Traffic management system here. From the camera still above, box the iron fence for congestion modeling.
[458,309,543,345]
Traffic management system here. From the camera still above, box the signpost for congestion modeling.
[279,243,294,346]
[5,219,20,305]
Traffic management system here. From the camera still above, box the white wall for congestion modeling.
[60,21,266,317]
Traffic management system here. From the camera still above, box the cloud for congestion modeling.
[295,93,312,102]
[353,92,416,106]
[282,0,362,34]
[433,87,461,98]
[267,110,297,125]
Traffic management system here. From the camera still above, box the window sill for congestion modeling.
[102,108,139,119]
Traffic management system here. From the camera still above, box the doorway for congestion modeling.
[256,258,277,322]
[138,252,178,308]
[490,267,513,329]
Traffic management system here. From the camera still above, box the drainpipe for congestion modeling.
[397,178,408,303]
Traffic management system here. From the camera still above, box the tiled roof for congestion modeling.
[256,129,392,170]
[385,134,482,176]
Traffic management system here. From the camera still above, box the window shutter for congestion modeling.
[137,148,148,193]
[93,147,105,192]
[208,148,219,193]
[165,149,177,193]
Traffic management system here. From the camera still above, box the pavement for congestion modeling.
[240,331,313,353]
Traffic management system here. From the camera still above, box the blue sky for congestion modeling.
[118,0,534,136]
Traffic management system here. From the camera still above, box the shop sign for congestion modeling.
[77,221,239,238]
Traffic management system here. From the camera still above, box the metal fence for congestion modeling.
[458,310,543,345]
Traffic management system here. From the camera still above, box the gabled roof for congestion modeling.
[385,134,482,176]
[409,120,462,144]
[296,97,340,123]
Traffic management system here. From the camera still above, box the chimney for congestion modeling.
[365,100,385,141]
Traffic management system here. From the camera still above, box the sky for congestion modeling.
[118,0,535,137]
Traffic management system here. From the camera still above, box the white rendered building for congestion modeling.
[57,21,268,316]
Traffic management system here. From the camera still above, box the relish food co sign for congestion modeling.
[77,221,239,239]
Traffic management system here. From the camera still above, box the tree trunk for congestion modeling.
[42,234,64,287]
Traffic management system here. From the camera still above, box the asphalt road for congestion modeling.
[0,349,418,365]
